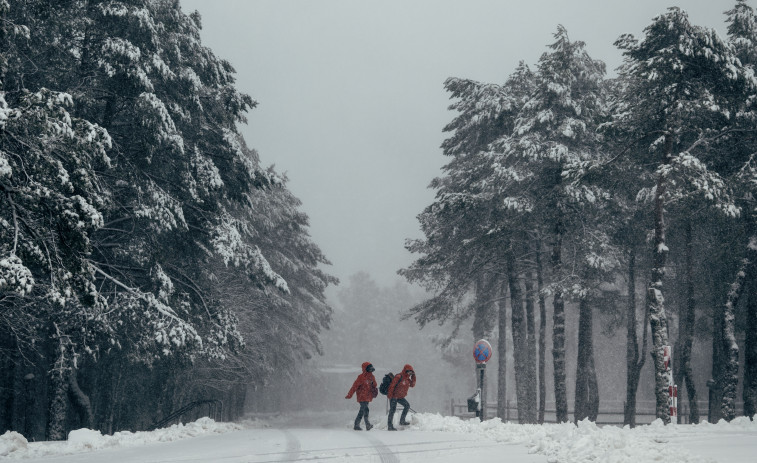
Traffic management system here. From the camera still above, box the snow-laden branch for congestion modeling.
[90,263,194,329]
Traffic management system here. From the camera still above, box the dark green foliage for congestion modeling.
[0,0,334,438]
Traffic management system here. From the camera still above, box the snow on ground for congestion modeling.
[1,412,755,462]
[406,414,757,463]
[0,417,263,460]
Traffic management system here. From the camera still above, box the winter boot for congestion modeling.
[365,421,373,431]
[387,420,397,431]
[354,424,363,430]
[399,420,410,426]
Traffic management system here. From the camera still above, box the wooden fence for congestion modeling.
[450,399,742,425]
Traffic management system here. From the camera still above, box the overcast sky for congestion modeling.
[180,0,730,290]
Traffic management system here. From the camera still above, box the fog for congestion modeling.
[258,273,715,421]
[178,0,733,421]
[3,0,753,450]
[179,0,726,288]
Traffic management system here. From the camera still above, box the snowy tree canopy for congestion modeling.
[1,0,335,439]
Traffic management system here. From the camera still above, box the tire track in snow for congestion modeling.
[280,429,301,462]
[361,433,400,463]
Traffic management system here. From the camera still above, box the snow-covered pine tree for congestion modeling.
[189,152,336,411]
[613,7,752,423]
[401,70,535,422]
[725,0,757,421]
[1,0,328,436]
[727,0,757,66]
[242,161,337,362]
[1,5,117,439]
[400,75,510,422]
[482,63,540,425]
[486,26,607,423]
[401,75,516,331]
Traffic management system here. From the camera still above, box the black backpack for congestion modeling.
[378,373,394,395]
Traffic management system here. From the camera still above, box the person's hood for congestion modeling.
[403,364,414,374]
[362,362,372,373]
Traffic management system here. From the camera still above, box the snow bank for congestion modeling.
[0,431,28,457]
[411,413,757,463]
[2,417,249,460]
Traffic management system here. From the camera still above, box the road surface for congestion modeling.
[20,426,546,463]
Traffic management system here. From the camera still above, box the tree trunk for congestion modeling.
[710,277,726,423]
[46,330,69,441]
[68,368,94,429]
[497,284,508,421]
[0,1,6,92]
[473,273,498,340]
[0,335,15,433]
[0,22,12,432]
[101,96,116,130]
[105,357,124,434]
[647,136,672,423]
[551,218,568,423]
[674,221,699,424]
[524,268,539,424]
[536,244,547,424]
[506,255,532,423]
[21,364,37,439]
[721,241,756,421]
[744,258,757,418]
[11,352,26,433]
[624,249,639,427]
[575,297,599,422]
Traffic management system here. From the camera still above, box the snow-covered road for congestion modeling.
[4,412,757,462]
[12,427,545,463]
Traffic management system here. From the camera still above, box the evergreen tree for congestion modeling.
[726,0,757,420]
[613,7,751,422]
[401,70,535,421]
[486,26,607,422]
[1,0,335,437]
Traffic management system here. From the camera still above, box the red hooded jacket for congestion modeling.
[346,362,378,403]
[387,364,416,399]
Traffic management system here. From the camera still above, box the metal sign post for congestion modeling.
[473,339,493,422]
[477,363,486,421]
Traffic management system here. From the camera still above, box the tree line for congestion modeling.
[401,2,757,426]
[0,0,335,440]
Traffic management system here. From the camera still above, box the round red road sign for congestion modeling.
[473,339,493,364]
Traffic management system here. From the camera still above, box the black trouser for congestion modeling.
[388,398,409,426]
[354,401,370,427]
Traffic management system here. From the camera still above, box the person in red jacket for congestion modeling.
[387,364,415,430]
[345,362,378,430]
